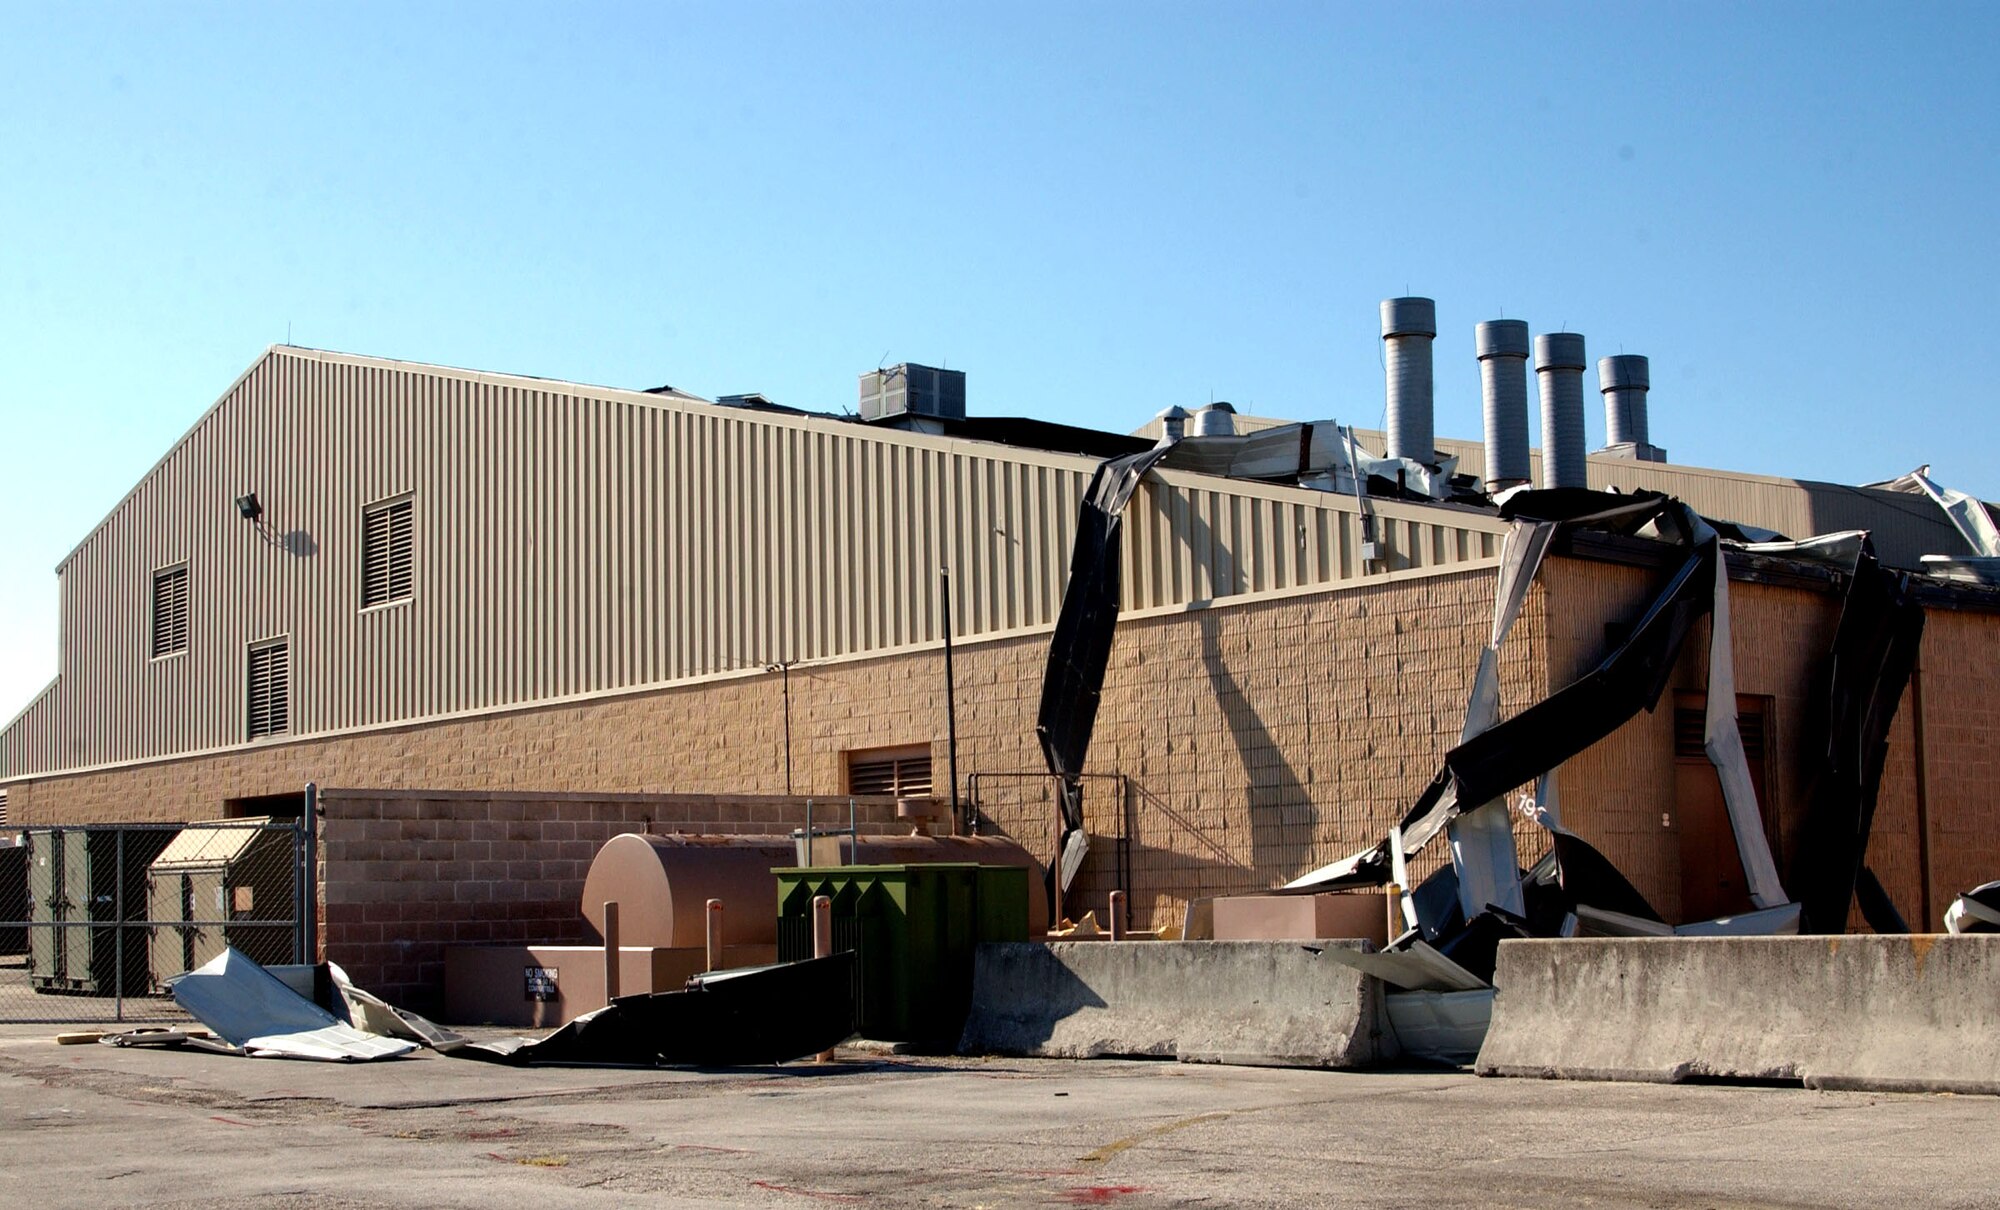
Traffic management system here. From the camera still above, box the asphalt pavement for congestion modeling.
[0,1024,1986,1208]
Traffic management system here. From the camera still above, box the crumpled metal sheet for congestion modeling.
[1293,491,1792,922]
[1036,443,1175,889]
[1945,881,2000,934]
[1445,519,1556,920]
[1871,467,2000,557]
[1399,537,1713,854]
[1315,939,1490,992]
[168,948,417,1062]
[449,952,857,1067]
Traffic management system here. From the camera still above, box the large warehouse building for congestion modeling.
[4,313,1998,1002]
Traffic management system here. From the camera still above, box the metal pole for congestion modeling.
[1049,782,1063,929]
[782,663,793,796]
[1108,890,1126,941]
[705,899,724,972]
[941,567,961,830]
[293,811,306,965]
[114,829,126,1023]
[603,900,621,1002]
[813,894,834,1062]
[303,782,320,963]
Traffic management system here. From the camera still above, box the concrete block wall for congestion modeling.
[1047,569,1549,928]
[316,789,904,1012]
[12,548,1996,976]
[7,565,1537,941]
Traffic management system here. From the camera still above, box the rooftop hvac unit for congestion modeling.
[858,363,966,422]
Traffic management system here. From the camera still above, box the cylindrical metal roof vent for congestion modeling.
[1475,320,1531,492]
[1156,404,1190,444]
[1599,355,1651,448]
[1535,333,1589,489]
[1380,297,1437,463]
[1191,402,1237,437]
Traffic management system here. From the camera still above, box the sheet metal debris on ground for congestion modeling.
[165,948,417,1061]
[145,945,855,1069]
[449,952,855,1067]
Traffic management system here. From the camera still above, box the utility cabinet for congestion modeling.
[146,819,296,987]
[27,828,173,994]
[0,846,26,956]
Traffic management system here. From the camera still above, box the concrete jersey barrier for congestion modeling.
[958,940,1391,1068]
[1476,935,2000,1095]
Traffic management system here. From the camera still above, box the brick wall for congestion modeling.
[1539,560,1850,920]
[1897,606,2000,927]
[317,789,905,1012]
[1539,556,2000,930]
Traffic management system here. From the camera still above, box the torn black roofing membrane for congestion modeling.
[1037,445,1929,984]
[1035,444,1175,905]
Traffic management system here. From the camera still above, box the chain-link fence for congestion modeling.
[0,819,308,1024]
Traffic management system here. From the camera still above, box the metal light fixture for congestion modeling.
[236,493,262,521]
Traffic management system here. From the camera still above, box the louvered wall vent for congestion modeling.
[362,497,413,608]
[1674,707,1765,761]
[247,639,290,739]
[151,565,189,657]
[847,746,934,796]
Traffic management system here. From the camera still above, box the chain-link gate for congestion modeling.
[0,818,310,1024]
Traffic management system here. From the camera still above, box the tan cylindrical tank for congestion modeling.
[579,832,1049,947]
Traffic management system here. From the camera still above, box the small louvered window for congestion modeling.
[846,745,934,796]
[0,788,9,827]
[247,639,290,739]
[361,497,414,608]
[151,565,189,657]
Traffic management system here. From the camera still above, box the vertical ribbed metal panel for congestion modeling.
[0,347,1511,778]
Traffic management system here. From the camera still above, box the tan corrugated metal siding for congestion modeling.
[0,347,1505,780]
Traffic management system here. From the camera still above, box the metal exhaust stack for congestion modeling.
[1380,297,1437,463]
[1475,319,1532,492]
[1599,354,1659,459]
[1191,402,1237,437]
[1534,332,1589,489]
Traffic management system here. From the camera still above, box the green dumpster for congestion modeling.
[775,863,1029,1047]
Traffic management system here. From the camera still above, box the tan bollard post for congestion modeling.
[812,895,832,959]
[603,901,621,1003]
[813,894,835,1062]
[1108,890,1126,940]
[705,898,724,972]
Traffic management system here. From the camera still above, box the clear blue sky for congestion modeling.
[3,2,1997,720]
